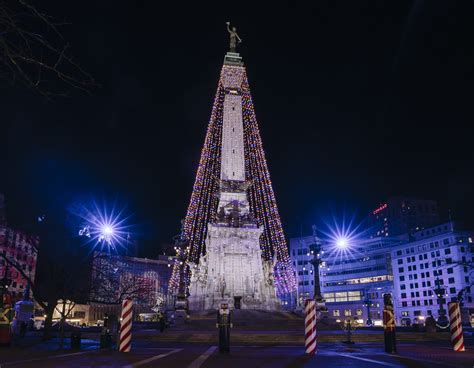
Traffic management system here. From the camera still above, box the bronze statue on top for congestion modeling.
[226,22,242,52]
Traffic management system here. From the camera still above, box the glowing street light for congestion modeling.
[75,201,132,252]
[336,237,349,248]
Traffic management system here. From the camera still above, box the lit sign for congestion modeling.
[373,203,387,215]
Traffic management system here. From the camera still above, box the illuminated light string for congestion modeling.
[169,61,297,295]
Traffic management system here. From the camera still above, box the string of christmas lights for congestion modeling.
[168,58,297,297]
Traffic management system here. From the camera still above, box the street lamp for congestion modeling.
[434,276,449,327]
[363,291,374,326]
[308,226,326,310]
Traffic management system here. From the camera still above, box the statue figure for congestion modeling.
[219,276,227,298]
[226,22,242,52]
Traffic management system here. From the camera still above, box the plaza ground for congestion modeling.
[1,339,474,367]
[1,311,473,367]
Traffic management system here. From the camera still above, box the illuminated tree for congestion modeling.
[170,60,296,297]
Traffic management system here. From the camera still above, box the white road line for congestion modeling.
[123,348,182,368]
[337,353,403,367]
[187,346,218,368]
[0,350,95,366]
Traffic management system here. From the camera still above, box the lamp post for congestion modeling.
[308,226,326,311]
[434,276,449,327]
[363,291,374,326]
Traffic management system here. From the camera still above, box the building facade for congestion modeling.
[0,194,38,302]
[288,235,318,305]
[88,253,172,323]
[367,197,440,238]
[289,234,406,325]
[320,237,405,325]
[390,222,474,326]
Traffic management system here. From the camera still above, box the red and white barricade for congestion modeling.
[305,299,317,355]
[448,302,465,352]
[119,298,133,353]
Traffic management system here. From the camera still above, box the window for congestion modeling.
[446,258,452,264]
[443,238,449,245]
[401,311,409,317]
[408,266,412,272]
[397,250,402,256]
[448,277,455,284]
[398,259,403,265]
[356,309,363,316]
[399,267,404,273]
[447,268,454,274]
[414,310,421,316]
[333,310,340,317]
[399,276,405,281]
[402,301,408,307]
[418,255,423,261]
[344,309,351,316]
[401,293,407,299]
[444,248,451,255]
[400,284,406,290]
[450,287,456,294]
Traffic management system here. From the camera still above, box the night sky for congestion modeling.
[2,1,474,256]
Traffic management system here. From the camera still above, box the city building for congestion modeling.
[390,222,474,326]
[88,253,173,323]
[320,237,406,325]
[289,233,406,324]
[288,234,319,304]
[0,194,39,302]
[367,197,440,238]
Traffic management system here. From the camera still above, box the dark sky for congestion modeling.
[2,1,474,256]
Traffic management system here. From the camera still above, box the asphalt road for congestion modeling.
[1,340,473,368]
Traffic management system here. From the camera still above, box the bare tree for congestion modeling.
[89,253,157,306]
[0,0,96,97]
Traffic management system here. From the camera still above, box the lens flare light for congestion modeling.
[75,201,132,253]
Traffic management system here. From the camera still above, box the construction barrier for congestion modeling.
[448,302,465,352]
[305,299,317,355]
[119,299,133,352]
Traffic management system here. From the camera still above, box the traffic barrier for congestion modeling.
[304,299,317,355]
[448,302,465,352]
[119,299,133,352]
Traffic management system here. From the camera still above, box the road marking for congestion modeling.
[0,350,95,366]
[187,346,218,368]
[123,348,182,368]
[337,353,403,367]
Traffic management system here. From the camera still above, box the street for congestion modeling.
[1,339,473,367]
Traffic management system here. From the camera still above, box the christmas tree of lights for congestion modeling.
[169,59,296,297]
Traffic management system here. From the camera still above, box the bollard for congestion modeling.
[216,302,232,353]
[383,293,397,354]
[119,299,133,353]
[448,302,465,352]
[304,299,317,355]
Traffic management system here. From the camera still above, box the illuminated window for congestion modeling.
[333,310,340,317]
[356,309,363,316]
[344,309,351,316]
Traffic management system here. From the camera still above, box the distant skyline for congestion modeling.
[2,1,474,256]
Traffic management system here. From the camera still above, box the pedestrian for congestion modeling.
[158,312,165,333]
